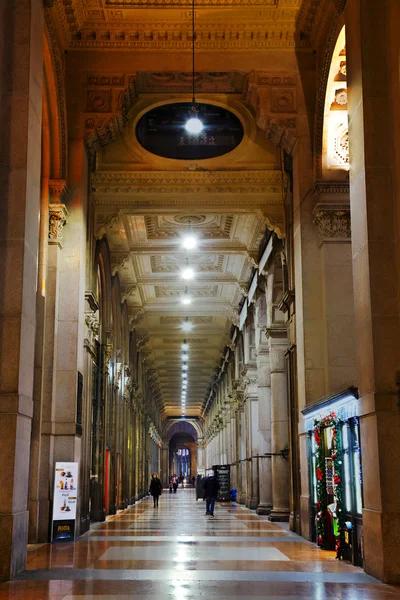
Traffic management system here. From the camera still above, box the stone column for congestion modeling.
[230,411,237,490]
[237,404,247,504]
[196,438,205,474]
[256,348,273,515]
[245,389,259,509]
[268,330,290,521]
[0,0,44,580]
[346,0,400,582]
[161,442,169,487]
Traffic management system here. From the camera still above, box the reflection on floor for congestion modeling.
[1,488,400,599]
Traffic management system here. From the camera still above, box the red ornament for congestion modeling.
[333,474,341,485]
[316,468,323,481]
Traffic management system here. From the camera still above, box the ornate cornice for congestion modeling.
[49,203,69,247]
[312,203,351,245]
[92,170,283,196]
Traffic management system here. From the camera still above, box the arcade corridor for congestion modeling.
[0,488,398,599]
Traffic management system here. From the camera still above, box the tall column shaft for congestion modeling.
[245,395,259,509]
[269,332,290,521]
[0,0,44,580]
[256,350,273,514]
[346,0,400,582]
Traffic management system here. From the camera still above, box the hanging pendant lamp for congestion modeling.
[185,0,203,135]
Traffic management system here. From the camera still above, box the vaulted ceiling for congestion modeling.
[46,0,324,421]
[92,83,284,419]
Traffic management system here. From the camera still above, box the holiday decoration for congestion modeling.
[313,411,346,559]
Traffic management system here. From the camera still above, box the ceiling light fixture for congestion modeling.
[181,267,194,280]
[182,234,197,250]
[182,363,188,371]
[182,340,189,351]
[184,1,203,135]
[182,317,193,331]
[181,286,192,305]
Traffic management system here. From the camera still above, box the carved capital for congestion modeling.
[49,203,68,247]
[313,203,351,246]
[130,307,145,328]
[227,307,240,328]
[49,179,67,200]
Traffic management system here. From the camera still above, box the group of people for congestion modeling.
[149,471,220,517]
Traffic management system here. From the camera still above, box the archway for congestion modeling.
[169,433,197,483]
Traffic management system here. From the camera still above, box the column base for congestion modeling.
[268,509,290,522]
[246,497,259,510]
[256,503,272,515]
[238,493,247,505]
[0,511,29,581]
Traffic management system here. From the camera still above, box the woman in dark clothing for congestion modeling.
[149,473,163,507]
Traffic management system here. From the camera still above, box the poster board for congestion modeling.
[213,465,231,501]
[52,462,79,542]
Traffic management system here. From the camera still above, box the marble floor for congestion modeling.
[1,488,399,599]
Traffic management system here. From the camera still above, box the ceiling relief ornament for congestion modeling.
[313,203,351,246]
[160,316,214,325]
[143,214,234,240]
[150,254,224,273]
[155,285,219,298]
[49,203,69,248]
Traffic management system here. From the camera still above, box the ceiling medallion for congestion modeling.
[174,215,206,225]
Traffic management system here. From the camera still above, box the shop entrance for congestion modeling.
[303,391,364,566]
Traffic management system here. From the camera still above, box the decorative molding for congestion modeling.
[92,169,283,194]
[105,0,277,5]
[49,203,69,247]
[313,203,351,246]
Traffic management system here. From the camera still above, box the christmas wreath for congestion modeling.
[313,411,346,559]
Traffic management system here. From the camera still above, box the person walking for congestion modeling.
[149,473,163,508]
[172,474,178,494]
[203,471,220,518]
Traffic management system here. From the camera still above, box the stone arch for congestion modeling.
[315,20,348,179]
[163,419,203,442]
[95,237,113,339]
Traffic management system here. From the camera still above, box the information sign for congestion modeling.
[52,462,79,542]
[213,465,230,501]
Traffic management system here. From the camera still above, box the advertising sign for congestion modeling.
[213,465,230,501]
[52,462,79,542]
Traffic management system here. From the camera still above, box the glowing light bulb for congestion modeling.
[182,364,188,371]
[182,296,192,305]
[185,117,203,135]
[182,320,193,332]
[181,267,194,280]
[182,235,197,250]
[181,354,188,361]
[182,342,189,351]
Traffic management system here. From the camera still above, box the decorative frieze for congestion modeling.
[48,203,69,247]
[313,203,351,246]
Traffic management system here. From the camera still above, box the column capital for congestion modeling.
[49,179,67,201]
[312,202,351,247]
[48,203,69,248]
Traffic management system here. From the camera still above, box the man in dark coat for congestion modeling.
[203,472,220,517]
[149,473,163,507]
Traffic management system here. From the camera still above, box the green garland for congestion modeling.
[313,412,346,559]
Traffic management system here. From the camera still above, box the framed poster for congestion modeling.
[52,462,79,542]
